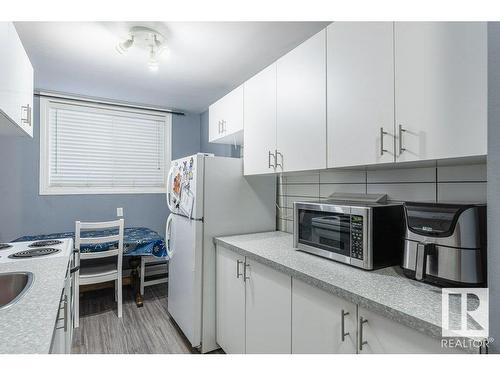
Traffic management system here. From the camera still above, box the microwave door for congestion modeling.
[311,218,350,255]
[297,209,351,263]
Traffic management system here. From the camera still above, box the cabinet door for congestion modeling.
[395,22,487,162]
[243,64,277,175]
[209,85,244,145]
[292,278,356,354]
[208,101,221,143]
[220,85,244,137]
[215,246,246,354]
[276,29,327,172]
[0,22,34,137]
[327,22,394,168]
[245,258,291,353]
[357,306,469,354]
[50,289,67,354]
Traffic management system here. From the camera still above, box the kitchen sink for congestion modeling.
[0,272,34,309]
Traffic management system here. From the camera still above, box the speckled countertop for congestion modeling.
[0,245,72,354]
[214,231,462,342]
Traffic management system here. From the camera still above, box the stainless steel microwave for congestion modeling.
[293,201,405,270]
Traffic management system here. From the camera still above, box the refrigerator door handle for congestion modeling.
[166,214,174,258]
[166,165,176,211]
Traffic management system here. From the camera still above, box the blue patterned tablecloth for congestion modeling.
[14,227,167,258]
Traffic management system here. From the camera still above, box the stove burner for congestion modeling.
[9,247,61,258]
[0,243,13,250]
[29,240,63,248]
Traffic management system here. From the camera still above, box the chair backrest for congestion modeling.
[75,219,125,268]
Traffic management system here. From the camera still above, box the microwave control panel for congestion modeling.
[350,215,364,260]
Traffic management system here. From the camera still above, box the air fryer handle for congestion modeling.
[415,243,434,281]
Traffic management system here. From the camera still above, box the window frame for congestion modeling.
[39,97,172,195]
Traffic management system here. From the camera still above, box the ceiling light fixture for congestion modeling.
[148,46,159,72]
[116,26,166,72]
[115,36,134,55]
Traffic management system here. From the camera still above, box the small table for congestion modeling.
[14,227,168,307]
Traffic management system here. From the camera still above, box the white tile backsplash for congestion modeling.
[367,167,436,183]
[281,183,319,198]
[437,164,487,182]
[319,169,366,183]
[276,161,487,232]
[437,182,487,203]
[284,195,317,209]
[319,183,366,198]
[278,207,294,220]
[282,171,320,184]
[367,183,436,202]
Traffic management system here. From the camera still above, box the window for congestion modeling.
[40,97,171,195]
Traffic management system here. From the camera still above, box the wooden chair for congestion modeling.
[74,219,124,328]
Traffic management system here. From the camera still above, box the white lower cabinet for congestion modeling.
[215,245,291,354]
[245,259,291,354]
[292,278,356,354]
[50,264,74,354]
[357,306,468,354]
[216,245,472,354]
[216,246,246,354]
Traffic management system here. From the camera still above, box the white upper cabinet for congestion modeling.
[209,85,244,145]
[276,29,327,172]
[243,63,277,175]
[327,22,395,168]
[0,22,34,137]
[394,22,487,162]
[240,22,486,173]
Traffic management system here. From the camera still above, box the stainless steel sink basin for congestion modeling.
[0,272,34,309]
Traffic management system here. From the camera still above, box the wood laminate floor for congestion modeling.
[72,284,195,354]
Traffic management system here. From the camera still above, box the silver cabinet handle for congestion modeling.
[268,151,276,169]
[243,262,250,281]
[221,120,226,133]
[63,295,68,332]
[218,120,222,134]
[236,259,244,278]
[359,317,368,351]
[275,150,283,170]
[380,127,388,156]
[341,309,350,342]
[21,104,31,126]
[398,124,407,155]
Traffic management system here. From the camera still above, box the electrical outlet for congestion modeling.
[117,207,123,217]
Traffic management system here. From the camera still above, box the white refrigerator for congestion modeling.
[165,153,276,353]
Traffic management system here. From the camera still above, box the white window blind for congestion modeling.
[40,98,171,195]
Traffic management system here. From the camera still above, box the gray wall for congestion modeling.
[200,110,241,157]
[0,97,201,242]
[488,22,500,353]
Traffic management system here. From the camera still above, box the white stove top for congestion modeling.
[0,239,73,264]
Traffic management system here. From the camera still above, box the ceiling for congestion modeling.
[15,22,330,113]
